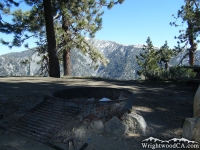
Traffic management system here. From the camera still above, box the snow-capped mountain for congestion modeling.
[0,38,199,79]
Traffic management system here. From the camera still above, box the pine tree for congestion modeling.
[56,0,109,76]
[170,0,200,65]
[136,37,159,79]
[157,41,174,70]
[0,0,124,76]
[51,0,124,76]
[0,0,60,77]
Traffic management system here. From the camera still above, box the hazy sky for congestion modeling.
[0,0,187,55]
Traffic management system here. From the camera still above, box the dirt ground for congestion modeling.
[0,77,197,150]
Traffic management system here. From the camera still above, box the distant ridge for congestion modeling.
[0,38,200,79]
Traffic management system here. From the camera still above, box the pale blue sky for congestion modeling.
[0,0,187,55]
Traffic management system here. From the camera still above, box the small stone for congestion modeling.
[71,125,86,140]
[105,116,128,135]
[88,119,104,134]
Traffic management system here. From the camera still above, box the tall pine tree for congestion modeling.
[171,0,200,65]
[136,37,159,79]
[47,0,124,76]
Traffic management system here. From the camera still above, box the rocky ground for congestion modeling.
[0,77,197,150]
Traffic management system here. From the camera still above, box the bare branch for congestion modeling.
[53,13,60,20]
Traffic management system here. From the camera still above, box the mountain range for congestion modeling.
[0,38,200,80]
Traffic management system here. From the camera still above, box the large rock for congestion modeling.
[88,119,105,134]
[105,116,128,135]
[193,118,200,143]
[182,117,200,143]
[194,85,200,117]
[121,109,147,136]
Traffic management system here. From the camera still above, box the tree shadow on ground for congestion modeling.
[0,77,196,147]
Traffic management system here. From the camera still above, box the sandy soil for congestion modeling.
[0,77,196,150]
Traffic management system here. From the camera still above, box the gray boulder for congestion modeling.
[121,109,147,136]
[105,116,128,135]
[182,117,200,143]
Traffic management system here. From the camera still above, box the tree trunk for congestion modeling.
[43,0,60,78]
[164,62,169,70]
[63,49,71,76]
[188,21,197,66]
[61,10,71,76]
[189,48,195,66]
